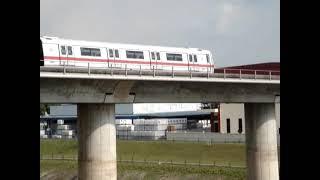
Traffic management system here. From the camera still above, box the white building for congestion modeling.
[132,103,201,114]
[219,103,245,134]
[218,103,280,137]
[115,103,201,115]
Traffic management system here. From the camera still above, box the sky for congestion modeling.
[40,0,279,67]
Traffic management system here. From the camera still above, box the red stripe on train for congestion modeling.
[43,56,214,68]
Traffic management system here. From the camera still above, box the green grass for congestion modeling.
[117,162,246,180]
[41,139,245,166]
[40,160,77,175]
[40,139,246,179]
[40,139,77,156]
[117,140,245,166]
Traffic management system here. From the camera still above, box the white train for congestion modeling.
[40,36,215,73]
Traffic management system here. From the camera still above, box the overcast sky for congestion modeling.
[40,0,279,67]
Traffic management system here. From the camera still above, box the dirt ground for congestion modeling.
[40,170,238,180]
[40,170,77,180]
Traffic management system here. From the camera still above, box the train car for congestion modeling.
[40,36,215,73]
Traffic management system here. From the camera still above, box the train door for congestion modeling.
[58,45,67,65]
[107,48,112,68]
[193,54,199,71]
[155,52,163,70]
[205,54,212,72]
[40,40,44,66]
[188,54,194,71]
[59,45,74,66]
[150,51,161,70]
[150,51,157,70]
[109,48,122,68]
[66,46,75,66]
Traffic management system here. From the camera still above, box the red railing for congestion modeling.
[215,68,280,76]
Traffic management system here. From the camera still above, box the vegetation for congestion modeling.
[41,140,245,166]
[40,104,50,115]
[117,163,246,180]
[40,139,246,179]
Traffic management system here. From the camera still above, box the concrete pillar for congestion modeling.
[275,96,280,168]
[78,104,117,180]
[244,103,279,180]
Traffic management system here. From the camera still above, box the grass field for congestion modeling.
[40,139,246,180]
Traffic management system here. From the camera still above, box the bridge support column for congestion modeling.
[244,103,279,180]
[78,104,117,180]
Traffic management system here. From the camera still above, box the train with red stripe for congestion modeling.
[40,36,215,73]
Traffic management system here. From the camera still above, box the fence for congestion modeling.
[166,132,246,143]
[40,130,247,143]
[40,154,246,168]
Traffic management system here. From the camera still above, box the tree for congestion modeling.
[40,104,50,115]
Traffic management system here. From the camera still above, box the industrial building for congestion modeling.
[40,102,280,140]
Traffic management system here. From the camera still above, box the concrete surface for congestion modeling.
[245,103,279,180]
[40,78,279,104]
[78,104,117,180]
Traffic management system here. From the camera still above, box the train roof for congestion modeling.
[40,36,212,54]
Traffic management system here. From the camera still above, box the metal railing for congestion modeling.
[40,60,280,81]
[214,68,280,80]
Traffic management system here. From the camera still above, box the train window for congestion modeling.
[81,48,91,56]
[115,49,119,58]
[151,52,155,60]
[206,54,210,63]
[189,55,192,62]
[156,52,160,60]
[109,49,114,58]
[61,46,66,55]
[67,46,73,55]
[193,55,197,62]
[126,51,144,59]
[166,53,182,61]
[91,49,101,56]
[80,47,101,57]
